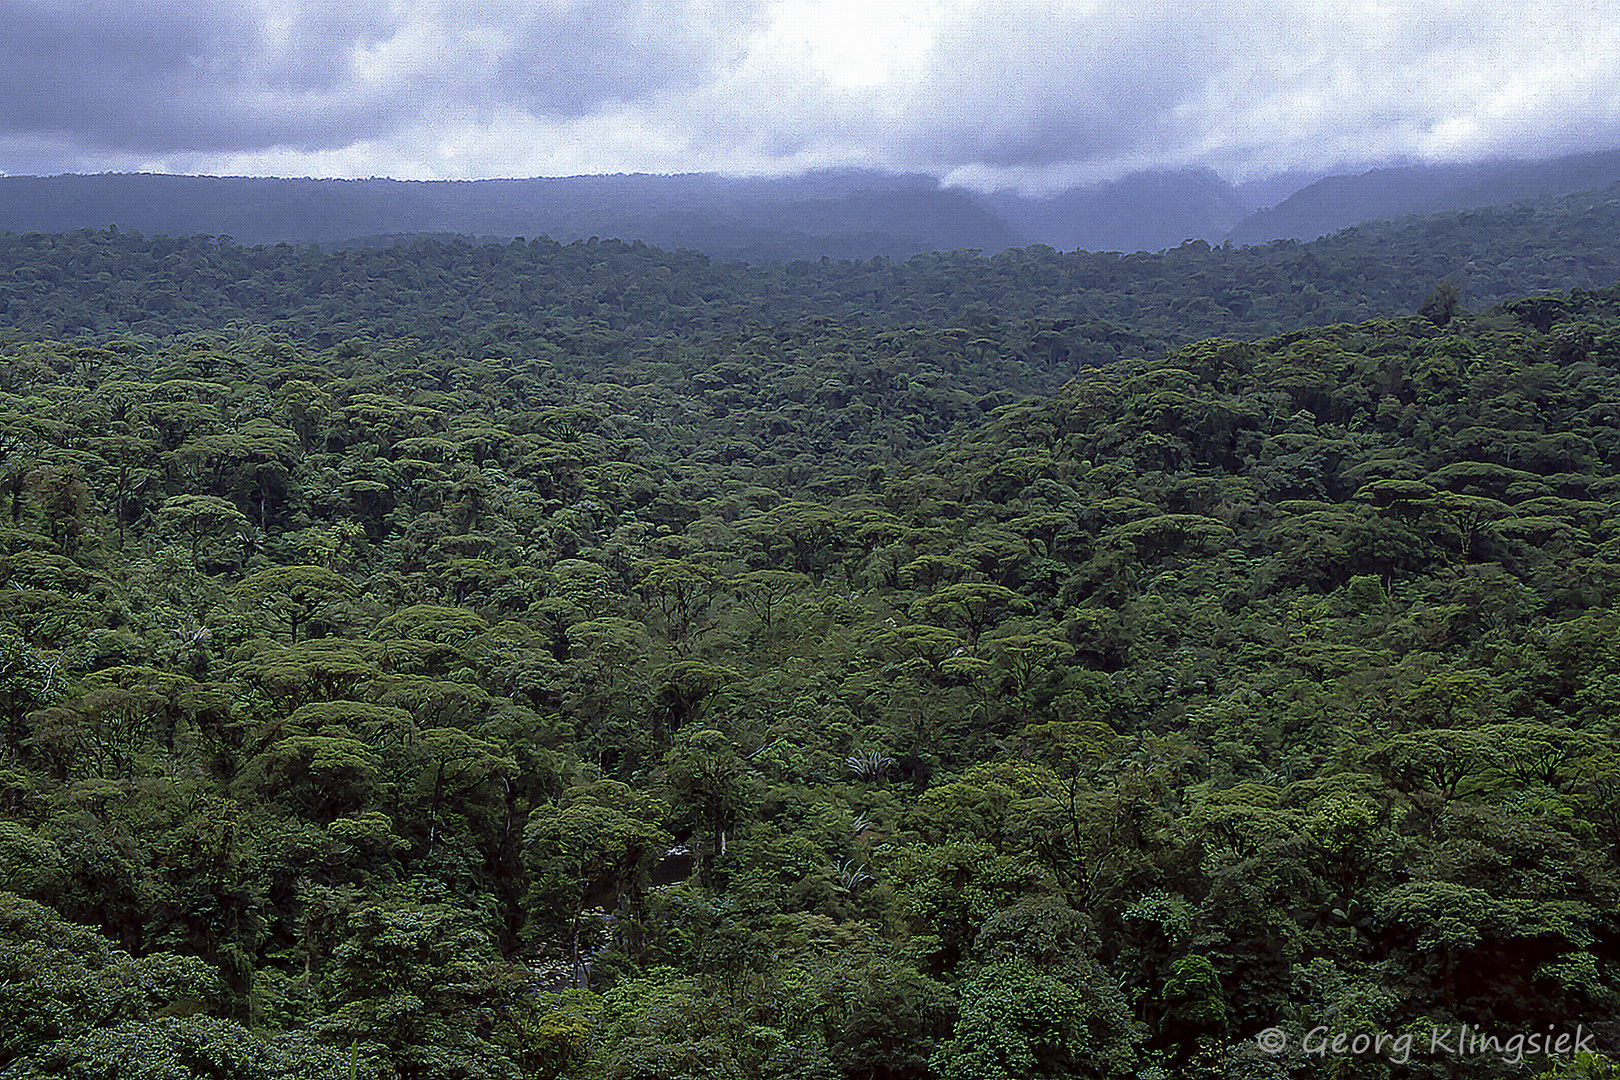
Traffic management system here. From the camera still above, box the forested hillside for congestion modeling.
[1226,149,1620,246]
[2,214,1620,1079]
[6,180,1620,360]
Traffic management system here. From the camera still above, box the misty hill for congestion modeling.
[1226,148,1620,245]
[973,168,1254,253]
[6,149,1620,262]
[0,171,1021,262]
[0,167,1262,258]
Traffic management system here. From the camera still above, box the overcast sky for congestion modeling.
[2,0,1617,193]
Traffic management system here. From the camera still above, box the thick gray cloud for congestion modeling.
[0,0,762,155]
[1,0,1618,189]
[0,0,401,148]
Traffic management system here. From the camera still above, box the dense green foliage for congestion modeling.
[2,218,1620,1078]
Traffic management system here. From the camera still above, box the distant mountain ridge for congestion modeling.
[1224,149,1620,245]
[0,171,1019,262]
[3,149,1620,258]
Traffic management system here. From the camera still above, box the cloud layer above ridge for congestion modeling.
[2,0,1616,190]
